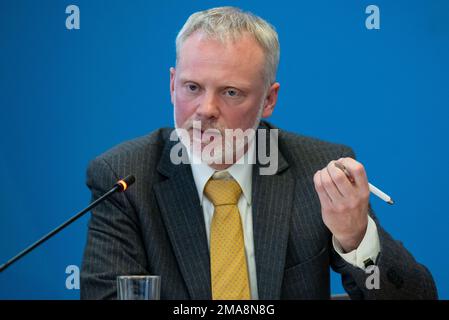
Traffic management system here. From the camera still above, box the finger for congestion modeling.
[313,170,333,209]
[327,160,354,197]
[320,167,344,203]
[339,157,369,191]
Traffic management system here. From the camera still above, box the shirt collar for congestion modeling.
[188,140,255,206]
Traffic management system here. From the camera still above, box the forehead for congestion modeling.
[177,31,266,84]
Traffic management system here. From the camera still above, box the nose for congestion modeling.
[196,91,220,119]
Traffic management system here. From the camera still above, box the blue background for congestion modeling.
[1,0,448,299]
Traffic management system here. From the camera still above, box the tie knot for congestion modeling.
[204,177,242,206]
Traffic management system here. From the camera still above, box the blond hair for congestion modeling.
[175,6,280,86]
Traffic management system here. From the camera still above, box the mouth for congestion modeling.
[190,127,222,143]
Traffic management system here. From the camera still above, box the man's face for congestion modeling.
[170,31,279,165]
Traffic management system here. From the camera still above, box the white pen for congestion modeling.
[334,162,394,205]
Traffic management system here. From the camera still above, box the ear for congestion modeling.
[170,67,176,105]
[261,82,280,118]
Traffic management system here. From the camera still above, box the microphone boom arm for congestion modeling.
[0,175,135,273]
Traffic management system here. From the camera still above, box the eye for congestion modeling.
[186,83,199,92]
[224,88,240,97]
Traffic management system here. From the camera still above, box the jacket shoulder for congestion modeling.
[96,128,171,160]
[279,129,354,157]
[259,121,354,158]
[274,126,356,174]
[87,127,173,180]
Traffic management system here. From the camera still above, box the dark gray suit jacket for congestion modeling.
[81,122,437,299]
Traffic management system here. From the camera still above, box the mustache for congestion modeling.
[182,118,225,133]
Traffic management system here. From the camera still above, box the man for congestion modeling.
[81,6,437,299]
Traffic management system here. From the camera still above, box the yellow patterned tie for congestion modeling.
[204,176,251,300]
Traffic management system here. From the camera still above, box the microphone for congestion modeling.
[0,175,136,273]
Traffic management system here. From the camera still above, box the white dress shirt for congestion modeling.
[187,143,380,299]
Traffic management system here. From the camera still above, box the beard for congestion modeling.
[173,102,264,166]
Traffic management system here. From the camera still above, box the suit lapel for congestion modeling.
[154,140,211,299]
[252,124,295,299]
